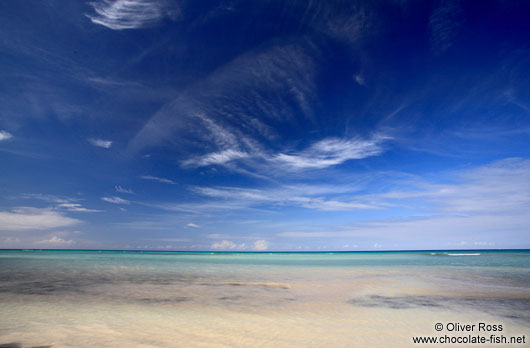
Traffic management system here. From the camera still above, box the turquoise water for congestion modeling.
[2,249,529,266]
[1,250,529,348]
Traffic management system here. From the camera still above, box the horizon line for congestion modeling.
[1,248,529,253]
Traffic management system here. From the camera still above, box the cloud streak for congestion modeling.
[0,207,81,231]
[272,135,387,170]
[140,175,176,185]
[86,0,180,30]
[20,193,76,204]
[20,194,101,213]
[192,183,379,212]
[101,196,130,204]
[55,203,102,213]
[183,149,249,167]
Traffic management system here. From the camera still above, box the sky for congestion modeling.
[0,0,529,251]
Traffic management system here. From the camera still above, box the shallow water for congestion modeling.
[1,250,529,347]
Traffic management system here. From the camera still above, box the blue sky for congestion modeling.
[1,0,529,251]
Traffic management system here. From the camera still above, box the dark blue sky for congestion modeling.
[1,0,529,250]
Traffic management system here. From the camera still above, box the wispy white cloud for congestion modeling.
[141,200,256,214]
[86,0,180,30]
[55,203,102,213]
[0,207,81,231]
[192,183,379,212]
[272,135,387,170]
[20,193,76,204]
[20,194,100,213]
[89,138,112,148]
[115,185,135,194]
[187,223,199,228]
[101,196,130,204]
[140,175,176,185]
[194,186,271,201]
[0,130,13,141]
[87,76,142,88]
[183,149,249,167]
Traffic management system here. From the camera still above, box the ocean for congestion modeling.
[0,250,529,347]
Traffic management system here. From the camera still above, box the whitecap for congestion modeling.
[447,253,480,256]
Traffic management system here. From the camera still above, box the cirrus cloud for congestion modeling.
[272,135,388,170]
[101,196,130,204]
[0,207,81,231]
[86,0,180,30]
[140,175,176,185]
